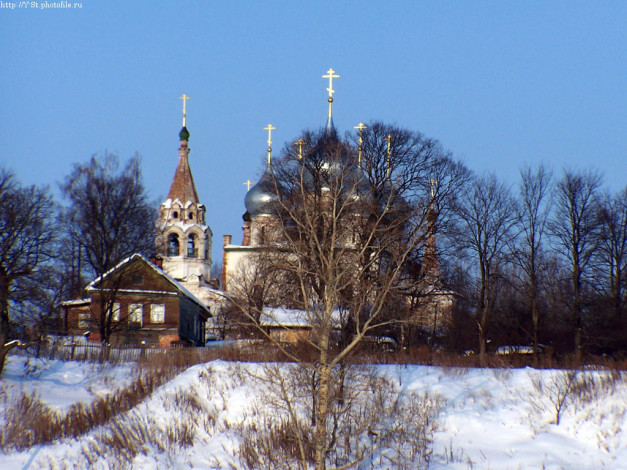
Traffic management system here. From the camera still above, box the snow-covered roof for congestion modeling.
[85,253,210,316]
[162,221,210,232]
[60,298,91,307]
[260,307,342,328]
[160,198,205,210]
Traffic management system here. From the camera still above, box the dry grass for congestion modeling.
[0,349,215,452]
[235,364,443,469]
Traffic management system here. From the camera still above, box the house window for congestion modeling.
[78,312,90,328]
[131,274,143,285]
[168,233,180,256]
[111,302,120,322]
[129,303,143,326]
[187,234,198,258]
[151,304,165,323]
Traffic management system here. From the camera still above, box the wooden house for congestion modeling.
[62,254,211,347]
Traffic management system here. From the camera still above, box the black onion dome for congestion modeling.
[244,169,280,217]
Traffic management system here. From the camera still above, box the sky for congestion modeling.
[2,1,626,264]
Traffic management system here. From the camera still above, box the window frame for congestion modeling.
[128,303,143,326]
[150,304,165,324]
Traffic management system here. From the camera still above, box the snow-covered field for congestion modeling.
[1,355,626,469]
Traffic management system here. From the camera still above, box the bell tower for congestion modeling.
[156,95,213,282]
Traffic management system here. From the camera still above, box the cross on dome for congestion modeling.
[294,139,305,159]
[264,123,276,167]
[179,94,190,127]
[322,68,340,98]
[354,123,367,165]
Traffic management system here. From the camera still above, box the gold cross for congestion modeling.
[179,94,190,127]
[322,68,340,98]
[264,123,276,147]
[264,123,276,166]
[354,123,367,165]
[243,179,254,191]
[384,134,392,176]
[429,179,439,198]
[294,139,305,159]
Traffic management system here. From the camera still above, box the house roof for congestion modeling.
[60,298,91,307]
[260,307,342,328]
[86,253,211,317]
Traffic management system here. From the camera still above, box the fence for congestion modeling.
[8,338,278,364]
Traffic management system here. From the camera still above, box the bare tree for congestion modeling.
[228,127,465,469]
[597,187,627,321]
[60,154,155,345]
[0,169,55,374]
[515,165,553,355]
[550,169,602,359]
[454,173,519,364]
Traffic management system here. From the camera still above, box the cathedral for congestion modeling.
[156,69,455,342]
[62,69,451,346]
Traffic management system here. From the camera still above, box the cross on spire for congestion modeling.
[354,123,367,165]
[384,134,392,177]
[322,68,340,98]
[429,178,439,198]
[294,139,305,159]
[264,123,276,167]
[243,179,254,191]
[179,94,190,127]
[322,68,340,124]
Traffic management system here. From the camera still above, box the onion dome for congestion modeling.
[244,169,280,217]
[179,126,190,141]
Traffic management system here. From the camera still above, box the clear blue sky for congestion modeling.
[2,1,626,263]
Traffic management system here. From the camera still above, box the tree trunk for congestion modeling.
[0,336,8,376]
[0,271,11,375]
[531,281,539,357]
[314,363,330,470]
[572,258,583,361]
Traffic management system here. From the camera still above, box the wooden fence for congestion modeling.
[8,338,274,364]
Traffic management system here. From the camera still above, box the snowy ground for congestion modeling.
[1,355,626,469]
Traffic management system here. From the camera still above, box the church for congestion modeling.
[64,68,455,346]
[154,93,222,310]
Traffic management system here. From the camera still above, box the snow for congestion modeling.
[1,355,626,469]
[261,306,343,327]
[0,356,134,413]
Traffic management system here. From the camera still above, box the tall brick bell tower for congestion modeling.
[156,95,213,284]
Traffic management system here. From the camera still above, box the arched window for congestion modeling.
[188,212,194,220]
[172,211,179,219]
[187,234,197,258]
[167,233,180,256]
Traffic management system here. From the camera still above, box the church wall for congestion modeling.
[222,245,259,292]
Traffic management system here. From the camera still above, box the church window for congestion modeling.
[167,234,180,256]
[173,211,179,219]
[187,234,198,258]
[129,304,143,326]
[188,212,194,220]
[150,304,165,323]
